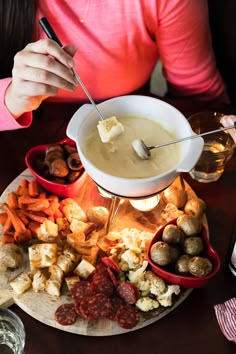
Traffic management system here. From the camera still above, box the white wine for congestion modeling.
[190,140,235,183]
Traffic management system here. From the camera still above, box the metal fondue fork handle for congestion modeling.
[147,122,236,150]
[39,17,105,121]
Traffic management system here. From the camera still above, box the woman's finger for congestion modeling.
[24,38,75,68]
[220,115,236,144]
[13,54,78,87]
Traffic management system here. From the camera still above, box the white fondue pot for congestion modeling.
[66,95,203,198]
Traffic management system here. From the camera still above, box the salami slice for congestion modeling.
[107,267,118,288]
[101,257,120,275]
[87,294,112,319]
[96,262,108,273]
[54,303,78,326]
[70,281,95,304]
[116,305,140,329]
[106,296,125,321]
[74,301,83,317]
[92,270,109,283]
[91,273,114,297]
[116,282,139,305]
[79,299,96,320]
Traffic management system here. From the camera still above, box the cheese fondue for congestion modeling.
[84,115,181,179]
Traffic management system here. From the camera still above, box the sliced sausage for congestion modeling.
[117,282,139,305]
[54,303,78,326]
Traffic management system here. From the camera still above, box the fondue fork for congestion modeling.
[132,122,236,160]
[39,17,105,121]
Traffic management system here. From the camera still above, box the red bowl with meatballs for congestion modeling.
[147,217,221,288]
[25,138,87,198]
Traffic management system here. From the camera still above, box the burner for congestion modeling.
[97,185,160,213]
[129,195,160,212]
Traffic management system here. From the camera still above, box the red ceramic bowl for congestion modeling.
[25,138,87,198]
[147,218,221,288]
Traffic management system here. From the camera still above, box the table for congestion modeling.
[0,96,236,354]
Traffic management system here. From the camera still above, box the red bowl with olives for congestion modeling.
[25,138,87,198]
[147,216,221,288]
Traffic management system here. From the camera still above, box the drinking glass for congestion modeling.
[0,307,25,354]
[188,111,235,183]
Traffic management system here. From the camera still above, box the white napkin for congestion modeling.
[214,297,236,343]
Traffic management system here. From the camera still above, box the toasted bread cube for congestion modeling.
[67,231,86,252]
[56,217,71,238]
[70,220,91,234]
[82,245,100,266]
[36,219,58,242]
[73,259,95,279]
[56,248,80,274]
[97,116,124,143]
[45,265,64,297]
[10,271,32,294]
[28,243,57,270]
[60,198,87,223]
[65,275,80,291]
[32,270,47,293]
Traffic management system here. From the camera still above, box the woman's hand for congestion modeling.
[220,115,236,144]
[5,39,78,118]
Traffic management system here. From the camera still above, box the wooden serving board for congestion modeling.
[0,170,201,336]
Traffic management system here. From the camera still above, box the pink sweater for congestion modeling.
[0,0,228,131]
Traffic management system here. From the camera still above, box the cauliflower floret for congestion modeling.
[121,230,142,253]
[145,271,166,296]
[136,297,160,312]
[135,270,166,297]
[120,249,140,270]
[138,232,154,251]
[136,276,151,296]
[156,284,181,307]
[128,260,149,284]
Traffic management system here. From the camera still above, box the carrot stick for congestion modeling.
[7,192,18,209]
[48,215,55,222]
[28,180,39,197]
[53,209,64,219]
[26,199,50,212]
[48,195,59,202]
[28,221,41,233]
[20,179,29,188]
[1,234,15,245]
[19,210,47,223]
[18,195,43,204]
[0,212,8,225]
[16,210,29,226]
[14,229,32,243]
[16,185,29,196]
[18,195,50,211]
[3,216,13,233]
[3,204,26,233]
[39,192,47,199]
[43,199,60,216]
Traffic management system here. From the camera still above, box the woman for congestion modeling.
[0,0,229,131]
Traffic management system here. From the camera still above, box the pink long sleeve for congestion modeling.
[0,78,32,131]
[155,0,228,102]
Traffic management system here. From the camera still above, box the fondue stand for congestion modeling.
[97,185,170,233]
[97,174,186,232]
